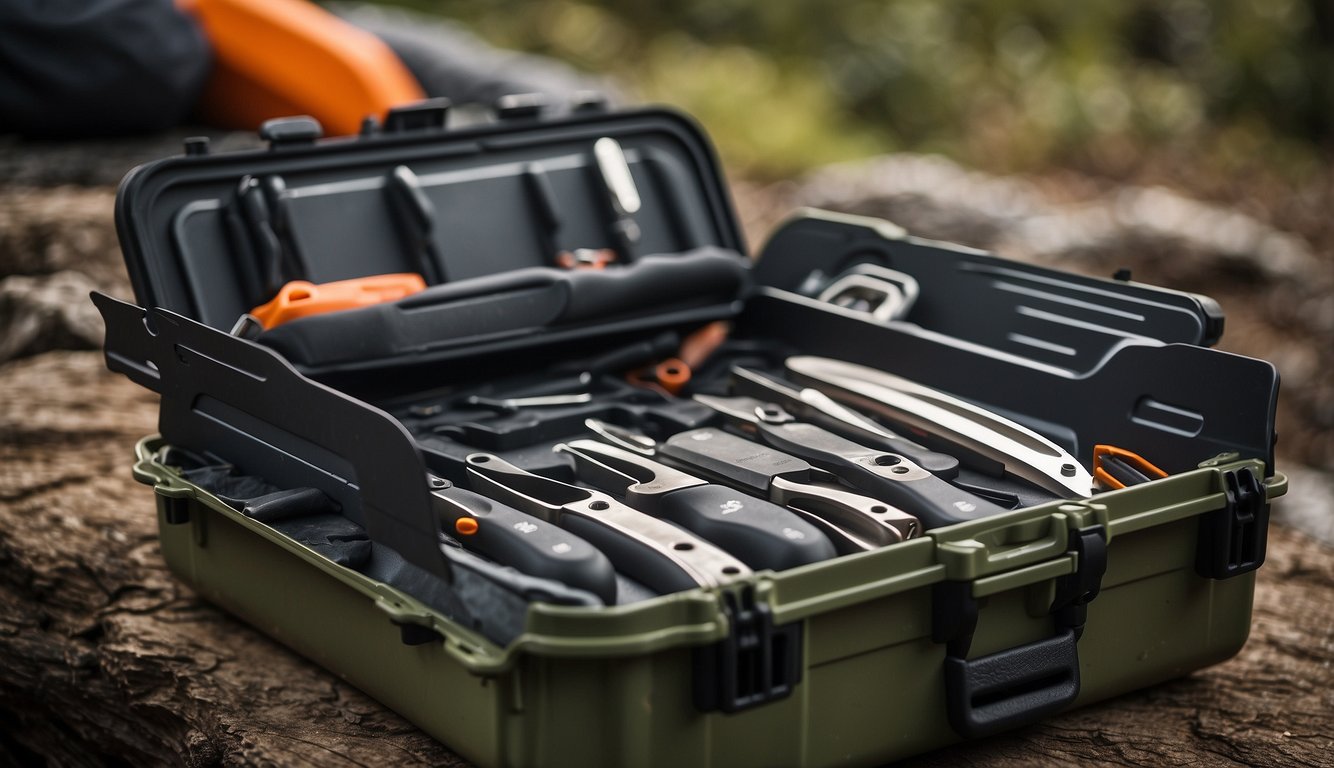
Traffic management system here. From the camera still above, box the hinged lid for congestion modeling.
[753,210,1229,373]
[114,105,746,335]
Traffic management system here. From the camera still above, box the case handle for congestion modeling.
[932,526,1106,738]
[942,629,1080,737]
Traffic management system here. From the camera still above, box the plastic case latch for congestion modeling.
[931,524,1107,738]
[1195,466,1269,580]
[1051,526,1108,640]
[692,587,802,714]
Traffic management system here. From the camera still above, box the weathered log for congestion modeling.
[0,351,1330,767]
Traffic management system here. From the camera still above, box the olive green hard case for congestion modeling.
[133,436,1284,767]
[102,103,1286,766]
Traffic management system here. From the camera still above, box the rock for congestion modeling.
[0,131,259,188]
[0,272,106,363]
[1274,465,1334,547]
[0,186,124,294]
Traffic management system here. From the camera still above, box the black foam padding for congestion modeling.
[269,513,373,570]
[366,541,605,645]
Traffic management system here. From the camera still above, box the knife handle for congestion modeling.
[557,508,750,594]
[869,436,960,479]
[758,421,1009,530]
[853,464,1011,529]
[433,485,618,604]
[654,485,837,570]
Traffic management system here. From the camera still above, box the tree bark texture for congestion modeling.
[0,351,1330,767]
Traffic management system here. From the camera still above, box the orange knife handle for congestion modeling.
[250,273,427,329]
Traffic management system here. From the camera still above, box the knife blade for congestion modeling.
[786,356,1094,499]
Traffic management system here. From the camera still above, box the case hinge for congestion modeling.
[693,587,802,714]
[1195,466,1269,580]
[931,524,1106,738]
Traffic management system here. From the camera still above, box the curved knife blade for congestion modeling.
[786,356,1094,498]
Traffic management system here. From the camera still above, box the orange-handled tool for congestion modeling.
[629,321,731,396]
[1092,444,1169,490]
[249,273,426,329]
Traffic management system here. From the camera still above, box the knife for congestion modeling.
[464,453,752,594]
[693,395,1016,530]
[430,478,618,604]
[729,366,960,478]
[658,427,921,552]
[786,356,1094,499]
[556,439,838,570]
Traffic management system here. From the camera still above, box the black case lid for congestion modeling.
[114,106,746,332]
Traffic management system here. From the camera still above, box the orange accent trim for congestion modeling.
[654,358,692,395]
[250,273,427,329]
[454,517,479,536]
[183,0,426,136]
[677,321,730,369]
[1092,444,1169,490]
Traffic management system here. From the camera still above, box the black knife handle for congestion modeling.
[655,485,837,570]
[865,435,960,479]
[845,462,1010,529]
[661,428,812,493]
[433,485,618,604]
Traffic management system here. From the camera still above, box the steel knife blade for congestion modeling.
[786,356,1094,498]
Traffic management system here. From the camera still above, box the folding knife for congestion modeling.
[431,478,617,604]
[657,427,921,552]
[729,366,960,477]
[556,438,837,570]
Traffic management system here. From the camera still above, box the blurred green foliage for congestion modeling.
[374,0,1334,179]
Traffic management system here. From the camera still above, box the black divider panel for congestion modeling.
[753,214,1224,375]
[738,289,1277,475]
